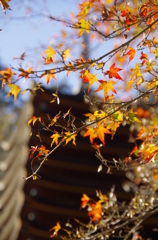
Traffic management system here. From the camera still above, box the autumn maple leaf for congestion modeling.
[37,145,50,157]
[127,48,136,63]
[104,63,123,80]
[0,68,16,89]
[0,0,11,14]
[80,193,90,208]
[18,67,32,80]
[64,132,77,146]
[28,116,41,126]
[76,2,93,19]
[95,80,116,101]
[43,45,55,64]
[80,69,98,92]
[107,121,121,139]
[77,19,91,37]
[51,132,60,146]
[84,123,111,144]
[140,51,148,64]
[50,222,61,238]
[63,49,71,61]
[88,201,102,222]
[41,70,56,85]
[7,84,20,102]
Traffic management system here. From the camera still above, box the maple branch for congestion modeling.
[25,85,157,180]
[96,17,158,62]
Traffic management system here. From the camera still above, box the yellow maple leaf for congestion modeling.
[51,132,60,146]
[88,73,98,92]
[43,45,55,62]
[0,68,16,89]
[64,132,77,146]
[0,0,11,14]
[131,63,142,79]
[95,80,116,100]
[126,63,143,90]
[77,19,91,37]
[84,112,95,122]
[153,48,158,58]
[94,110,105,119]
[63,49,71,61]
[7,84,20,102]
[28,116,41,126]
[107,121,121,139]
[77,2,93,19]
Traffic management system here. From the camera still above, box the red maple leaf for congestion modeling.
[104,63,123,80]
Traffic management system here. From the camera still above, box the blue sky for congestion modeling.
[0,0,79,65]
[0,0,86,95]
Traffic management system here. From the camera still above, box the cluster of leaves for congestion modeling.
[1,0,158,239]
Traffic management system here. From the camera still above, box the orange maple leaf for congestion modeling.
[127,48,136,63]
[104,63,123,80]
[81,193,90,208]
[41,70,56,84]
[18,67,32,80]
[7,84,20,102]
[37,145,50,157]
[50,222,61,238]
[80,69,98,92]
[88,201,102,222]
[84,123,111,144]
[95,80,116,101]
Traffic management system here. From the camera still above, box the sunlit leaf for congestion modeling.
[51,132,60,146]
[88,201,102,222]
[81,193,90,208]
[7,84,20,102]
[50,222,61,238]
[63,49,71,61]
[28,116,41,126]
[128,109,141,123]
[84,123,111,144]
[77,19,91,37]
[43,45,55,63]
[64,132,77,146]
[95,80,116,101]
[0,0,11,14]
[104,63,123,80]
[0,68,16,89]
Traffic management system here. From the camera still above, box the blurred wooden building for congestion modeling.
[16,89,134,240]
